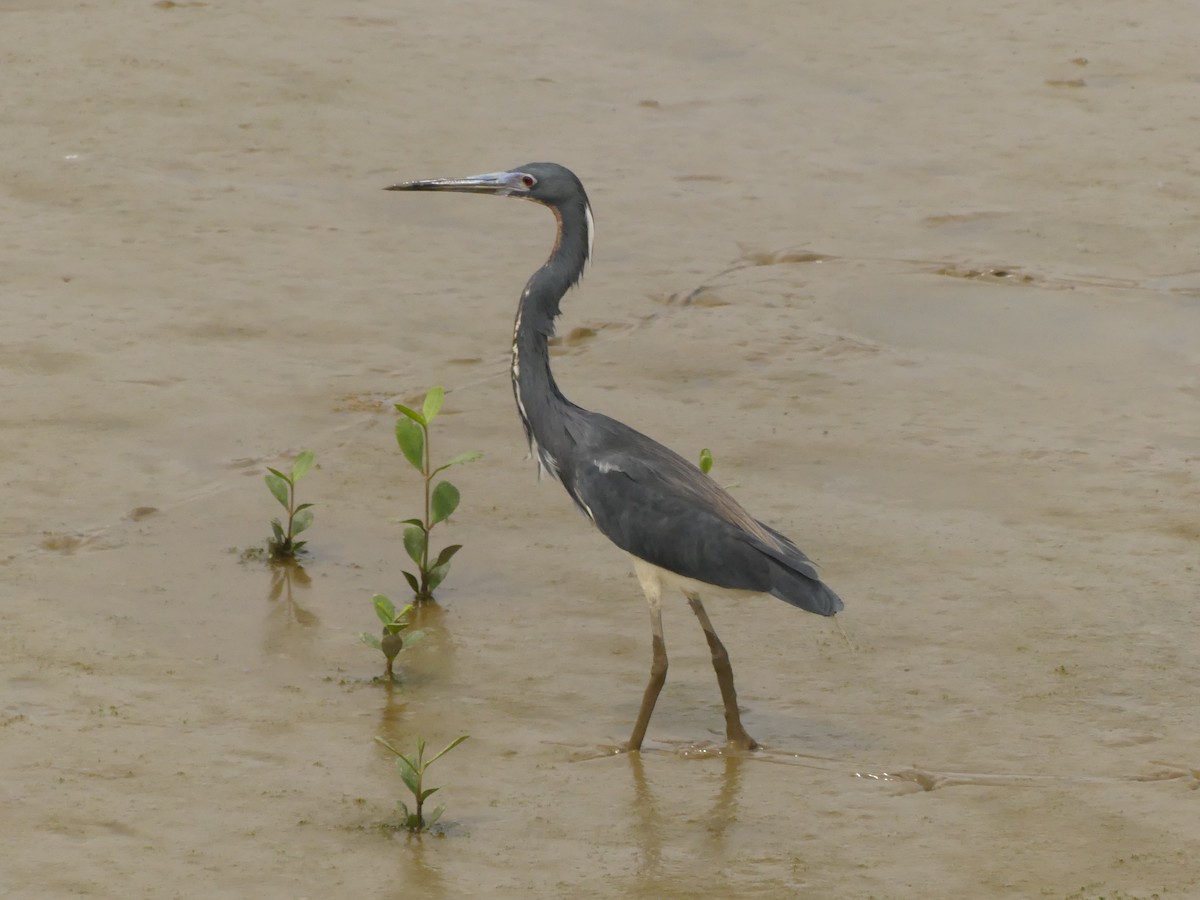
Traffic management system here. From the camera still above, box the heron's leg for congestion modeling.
[627,560,668,752]
[686,593,758,751]
[626,605,667,752]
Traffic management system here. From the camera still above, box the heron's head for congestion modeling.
[386,162,587,211]
[387,162,595,267]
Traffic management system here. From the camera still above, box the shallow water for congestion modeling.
[3,1,1199,897]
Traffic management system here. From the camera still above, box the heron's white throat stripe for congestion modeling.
[511,300,557,482]
[561,479,596,523]
[584,202,595,262]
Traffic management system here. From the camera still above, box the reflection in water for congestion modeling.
[261,562,320,658]
[407,601,456,661]
[268,562,318,622]
[373,601,462,754]
[707,753,744,842]
[394,836,447,900]
[376,678,408,746]
[380,599,459,691]
[628,754,663,878]
[628,751,745,891]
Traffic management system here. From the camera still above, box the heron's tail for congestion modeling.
[767,561,844,617]
[752,522,843,616]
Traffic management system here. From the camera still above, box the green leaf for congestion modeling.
[293,503,315,513]
[265,473,290,508]
[291,449,315,482]
[419,785,441,802]
[374,736,401,756]
[427,734,469,766]
[430,481,460,525]
[394,403,426,426]
[291,507,315,536]
[425,805,445,828]
[403,526,426,566]
[402,571,420,595]
[373,593,397,625]
[401,630,425,649]
[270,519,285,542]
[427,563,449,593]
[374,735,402,756]
[395,418,425,471]
[432,450,483,476]
[699,447,714,474]
[396,518,424,527]
[422,386,444,424]
[381,631,404,662]
[360,632,382,650]
[395,757,420,797]
[432,544,462,569]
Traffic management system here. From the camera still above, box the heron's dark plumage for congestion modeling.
[558,409,843,617]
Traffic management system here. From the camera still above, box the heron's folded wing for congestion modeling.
[572,461,776,593]
[571,452,842,615]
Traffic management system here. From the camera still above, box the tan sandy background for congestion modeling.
[2,1,1198,897]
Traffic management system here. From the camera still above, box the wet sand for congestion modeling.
[3,1,1198,897]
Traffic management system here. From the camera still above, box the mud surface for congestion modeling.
[3,2,1198,897]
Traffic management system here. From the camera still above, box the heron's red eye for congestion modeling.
[521,175,535,188]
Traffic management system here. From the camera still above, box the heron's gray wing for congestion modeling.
[571,452,842,616]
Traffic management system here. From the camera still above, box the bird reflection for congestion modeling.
[628,754,664,876]
[627,750,745,889]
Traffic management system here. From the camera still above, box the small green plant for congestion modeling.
[698,447,738,489]
[360,594,424,679]
[265,450,316,560]
[375,734,469,833]
[394,387,481,603]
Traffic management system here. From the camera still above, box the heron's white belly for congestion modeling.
[630,556,761,608]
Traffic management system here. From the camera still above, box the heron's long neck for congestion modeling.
[511,197,593,480]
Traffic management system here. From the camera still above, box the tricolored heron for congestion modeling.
[387,163,842,751]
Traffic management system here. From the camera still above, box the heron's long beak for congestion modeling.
[385,171,529,196]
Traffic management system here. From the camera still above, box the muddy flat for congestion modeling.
[2,2,1198,897]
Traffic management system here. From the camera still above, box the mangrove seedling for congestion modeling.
[394,386,481,603]
[698,447,738,489]
[265,450,316,561]
[375,734,469,833]
[360,593,424,679]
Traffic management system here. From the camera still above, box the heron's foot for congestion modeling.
[727,731,760,752]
